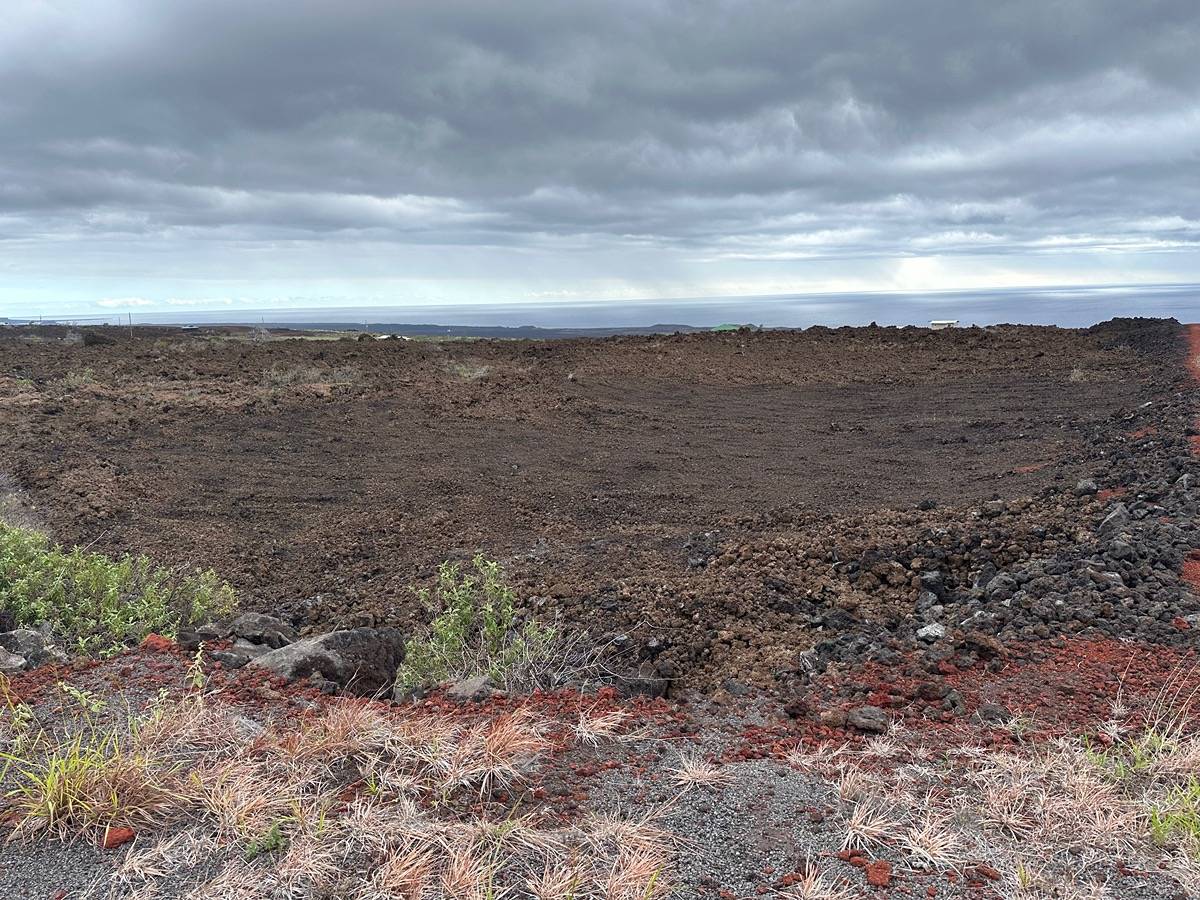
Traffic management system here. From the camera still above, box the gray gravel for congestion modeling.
[590,755,843,897]
[0,837,110,900]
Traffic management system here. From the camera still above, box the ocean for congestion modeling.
[12,282,1200,331]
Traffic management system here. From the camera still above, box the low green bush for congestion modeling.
[0,522,236,655]
[396,554,557,692]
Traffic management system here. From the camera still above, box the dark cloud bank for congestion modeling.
[1,0,1198,314]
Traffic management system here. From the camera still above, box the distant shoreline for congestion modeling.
[4,281,1197,331]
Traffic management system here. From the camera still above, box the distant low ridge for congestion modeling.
[317,321,710,339]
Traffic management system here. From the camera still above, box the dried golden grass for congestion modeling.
[820,681,1200,891]
[668,752,730,791]
[5,688,675,900]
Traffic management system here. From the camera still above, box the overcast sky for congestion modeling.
[1,0,1198,318]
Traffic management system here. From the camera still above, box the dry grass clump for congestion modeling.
[573,706,634,747]
[668,752,730,791]
[446,360,492,382]
[775,860,856,900]
[259,364,358,391]
[1,727,183,839]
[786,741,848,773]
[1,686,674,900]
[783,667,1200,895]
[840,801,899,852]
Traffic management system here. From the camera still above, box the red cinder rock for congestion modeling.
[139,634,174,653]
[102,826,135,849]
[865,860,891,887]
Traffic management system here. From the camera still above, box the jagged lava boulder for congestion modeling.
[248,627,406,696]
[0,628,68,670]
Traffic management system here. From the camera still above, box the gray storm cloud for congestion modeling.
[0,0,1198,311]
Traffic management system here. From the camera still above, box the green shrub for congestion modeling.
[0,522,236,656]
[396,555,557,692]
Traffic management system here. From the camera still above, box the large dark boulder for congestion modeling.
[847,705,889,733]
[249,627,406,696]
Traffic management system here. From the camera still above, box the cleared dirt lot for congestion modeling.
[0,322,1166,686]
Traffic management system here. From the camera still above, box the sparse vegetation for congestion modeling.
[259,364,358,391]
[446,360,492,381]
[46,367,100,395]
[395,555,560,693]
[0,320,1191,897]
[0,521,236,655]
[782,676,1200,895]
[0,684,672,899]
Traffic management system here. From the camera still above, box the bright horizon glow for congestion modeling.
[3,254,1198,321]
[5,282,1197,332]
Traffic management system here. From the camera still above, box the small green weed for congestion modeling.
[1086,725,1183,783]
[1001,714,1036,741]
[447,361,492,381]
[47,368,99,395]
[59,681,106,715]
[1149,779,1200,849]
[244,819,289,860]
[185,646,208,693]
[0,673,40,761]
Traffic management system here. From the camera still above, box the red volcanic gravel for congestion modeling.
[138,633,175,653]
[906,637,1197,732]
[720,638,1200,760]
[1185,552,1200,592]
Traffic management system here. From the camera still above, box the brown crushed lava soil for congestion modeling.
[0,322,1175,689]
